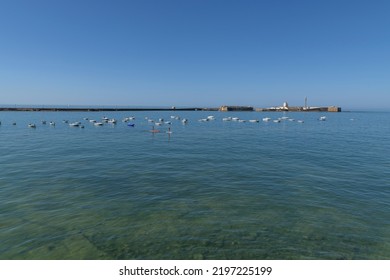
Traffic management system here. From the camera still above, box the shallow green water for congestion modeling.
[0,111,389,259]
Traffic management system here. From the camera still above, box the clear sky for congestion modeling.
[0,0,389,109]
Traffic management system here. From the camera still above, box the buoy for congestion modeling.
[149,126,160,133]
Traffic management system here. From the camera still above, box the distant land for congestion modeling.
[0,103,341,112]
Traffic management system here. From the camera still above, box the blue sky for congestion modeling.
[0,0,389,109]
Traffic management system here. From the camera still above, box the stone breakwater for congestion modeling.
[0,107,218,112]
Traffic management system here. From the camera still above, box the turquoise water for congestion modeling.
[1,110,389,259]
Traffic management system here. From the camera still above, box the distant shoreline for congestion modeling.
[0,107,217,112]
[0,105,342,112]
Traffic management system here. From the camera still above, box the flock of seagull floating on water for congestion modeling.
[0,115,328,132]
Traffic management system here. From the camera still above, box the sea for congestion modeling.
[0,110,389,260]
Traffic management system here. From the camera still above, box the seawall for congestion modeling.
[0,107,219,112]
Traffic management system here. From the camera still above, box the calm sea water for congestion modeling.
[0,110,389,259]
